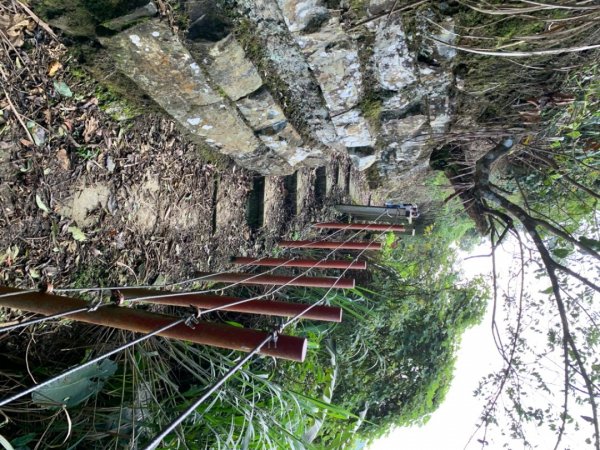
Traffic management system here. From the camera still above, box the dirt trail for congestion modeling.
[0,8,370,292]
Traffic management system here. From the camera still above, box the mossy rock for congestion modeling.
[34,0,149,37]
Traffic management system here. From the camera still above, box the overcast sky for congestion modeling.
[368,244,502,450]
[368,239,596,450]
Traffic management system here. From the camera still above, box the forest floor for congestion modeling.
[0,6,371,301]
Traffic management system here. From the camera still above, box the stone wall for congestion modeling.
[40,0,458,186]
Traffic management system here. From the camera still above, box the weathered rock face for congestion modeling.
[105,22,259,157]
[40,0,457,182]
[369,18,417,91]
[273,0,457,193]
[104,20,325,175]
[235,0,340,149]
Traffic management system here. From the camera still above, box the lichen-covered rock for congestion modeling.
[296,17,363,115]
[236,88,288,131]
[433,17,457,61]
[204,35,319,168]
[276,0,330,32]
[234,0,339,148]
[332,110,374,148]
[367,0,396,16]
[206,35,263,101]
[106,22,260,154]
[105,20,309,175]
[369,18,417,91]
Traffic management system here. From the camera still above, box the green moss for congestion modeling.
[233,18,313,142]
[35,0,149,36]
[81,0,147,22]
[360,97,382,128]
[349,0,368,18]
[354,29,384,138]
[365,164,383,189]
[71,264,109,289]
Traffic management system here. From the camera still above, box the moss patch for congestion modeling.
[233,18,314,143]
[34,0,149,37]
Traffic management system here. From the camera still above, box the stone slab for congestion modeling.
[369,17,417,91]
[207,35,263,101]
[184,103,261,156]
[236,88,288,131]
[332,110,374,148]
[106,20,262,158]
[276,0,330,32]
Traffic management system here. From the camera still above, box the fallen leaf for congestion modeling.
[106,155,115,172]
[48,60,62,77]
[26,121,46,146]
[0,13,32,47]
[43,109,52,125]
[56,148,70,170]
[35,194,50,213]
[53,81,73,98]
[67,226,87,242]
[83,116,99,143]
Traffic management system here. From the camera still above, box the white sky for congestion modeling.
[368,243,503,450]
[368,239,597,450]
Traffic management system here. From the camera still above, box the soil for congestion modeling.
[0,2,370,300]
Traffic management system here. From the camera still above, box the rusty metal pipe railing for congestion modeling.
[121,289,342,322]
[232,257,367,270]
[0,287,306,361]
[192,272,355,289]
[278,240,382,251]
[314,222,406,232]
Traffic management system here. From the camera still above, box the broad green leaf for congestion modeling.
[26,120,45,146]
[32,359,117,408]
[552,248,570,259]
[8,432,36,448]
[53,80,73,98]
[35,194,50,213]
[579,236,600,252]
[67,226,87,242]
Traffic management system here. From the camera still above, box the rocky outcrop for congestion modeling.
[293,14,374,149]
[368,12,457,199]
[38,0,458,184]
[105,21,326,175]
[235,0,340,149]
[275,0,457,185]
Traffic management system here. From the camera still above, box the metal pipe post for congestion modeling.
[314,222,405,232]
[191,272,355,289]
[0,287,306,361]
[278,240,382,251]
[122,289,343,322]
[232,257,366,270]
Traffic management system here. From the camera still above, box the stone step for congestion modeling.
[201,35,326,171]
[295,168,313,215]
[246,176,265,231]
[274,0,458,179]
[234,0,340,149]
[104,19,325,176]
